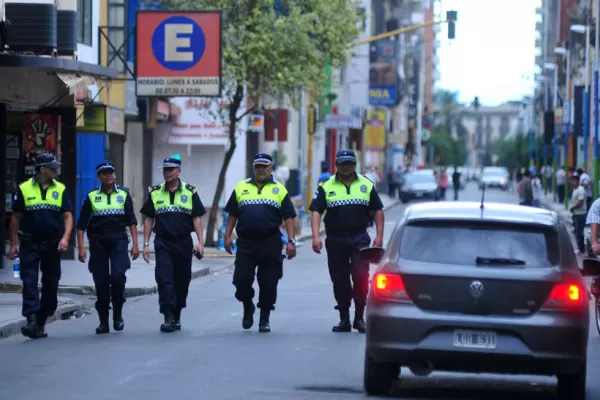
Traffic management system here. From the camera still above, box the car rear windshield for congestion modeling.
[399,221,560,267]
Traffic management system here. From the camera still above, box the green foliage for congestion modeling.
[493,133,542,170]
[428,127,467,167]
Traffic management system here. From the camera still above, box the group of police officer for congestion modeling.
[8,149,385,339]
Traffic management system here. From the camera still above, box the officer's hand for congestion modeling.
[224,236,233,255]
[131,246,140,260]
[194,243,204,257]
[78,247,86,263]
[593,243,600,256]
[58,238,69,252]
[143,246,151,264]
[286,243,296,260]
[8,245,18,260]
[373,236,384,247]
[312,237,323,254]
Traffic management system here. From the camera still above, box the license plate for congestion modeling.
[415,192,423,198]
[453,330,497,349]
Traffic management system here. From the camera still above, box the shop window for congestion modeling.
[107,0,127,72]
[77,0,92,46]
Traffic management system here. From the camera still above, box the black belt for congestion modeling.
[237,229,280,240]
[326,228,367,237]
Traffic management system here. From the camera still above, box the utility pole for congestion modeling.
[306,89,317,210]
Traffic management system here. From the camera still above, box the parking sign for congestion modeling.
[136,11,222,97]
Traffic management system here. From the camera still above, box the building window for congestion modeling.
[107,0,127,72]
[77,0,93,46]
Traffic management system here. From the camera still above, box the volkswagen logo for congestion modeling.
[469,280,485,298]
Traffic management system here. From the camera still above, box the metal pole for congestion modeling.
[297,91,303,201]
[553,66,559,202]
[305,90,316,211]
[565,49,571,209]
[529,100,533,167]
[584,0,591,172]
[595,0,600,199]
[273,106,279,168]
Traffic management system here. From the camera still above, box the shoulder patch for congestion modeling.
[318,182,324,187]
[149,184,161,193]
[185,183,197,193]
[118,186,130,192]
[87,187,97,194]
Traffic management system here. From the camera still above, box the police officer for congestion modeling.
[309,150,384,333]
[140,158,206,333]
[223,153,297,333]
[76,162,139,335]
[8,153,73,339]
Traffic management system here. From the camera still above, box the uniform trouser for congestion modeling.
[88,234,131,318]
[19,239,61,318]
[154,234,193,314]
[325,232,371,310]
[232,234,283,310]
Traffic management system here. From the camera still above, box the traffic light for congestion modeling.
[447,10,457,39]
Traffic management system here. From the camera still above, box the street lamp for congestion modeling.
[555,46,571,208]
[544,62,559,201]
[570,23,591,174]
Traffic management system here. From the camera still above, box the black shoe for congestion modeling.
[332,308,352,333]
[242,302,255,330]
[160,310,176,333]
[173,308,182,331]
[258,309,271,333]
[113,308,124,331]
[21,315,41,339]
[96,321,110,334]
[353,306,366,333]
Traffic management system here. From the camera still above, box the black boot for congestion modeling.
[173,308,182,331]
[21,315,40,339]
[96,310,110,334]
[332,307,352,333]
[242,301,255,330]
[112,307,124,332]
[258,309,271,333]
[353,306,366,333]
[160,309,176,333]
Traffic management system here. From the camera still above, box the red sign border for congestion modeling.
[134,10,222,98]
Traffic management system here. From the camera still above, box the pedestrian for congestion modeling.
[518,170,533,206]
[223,153,297,333]
[556,166,566,204]
[310,149,385,333]
[76,162,139,334]
[532,173,542,208]
[139,158,206,333]
[577,168,593,212]
[438,169,448,200]
[569,173,587,254]
[451,166,461,201]
[8,152,73,339]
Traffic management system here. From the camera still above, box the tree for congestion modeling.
[427,127,467,167]
[493,133,530,170]
[169,0,360,246]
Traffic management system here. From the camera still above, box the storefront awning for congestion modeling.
[55,73,110,96]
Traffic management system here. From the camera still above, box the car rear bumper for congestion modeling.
[366,303,588,375]
[399,190,437,201]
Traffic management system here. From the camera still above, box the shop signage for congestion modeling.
[136,11,222,97]
[79,105,125,135]
[156,100,170,121]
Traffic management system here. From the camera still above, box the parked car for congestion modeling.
[361,202,589,399]
[479,168,509,190]
[398,170,438,204]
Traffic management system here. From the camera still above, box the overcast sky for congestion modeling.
[437,0,540,107]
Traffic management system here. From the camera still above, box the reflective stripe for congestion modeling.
[155,206,192,214]
[238,199,281,208]
[91,209,126,217]
[24,204,61,211]
[327,199,370,208]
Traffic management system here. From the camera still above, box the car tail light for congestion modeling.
[541,282,587,310]
[372,273,411,302]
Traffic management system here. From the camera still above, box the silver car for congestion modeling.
[361,202,589,399]
[478,170,509,190]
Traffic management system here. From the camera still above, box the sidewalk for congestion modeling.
[0,193,400,339]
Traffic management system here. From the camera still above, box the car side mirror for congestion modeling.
[582,258,600,276]
[359,247,385,264]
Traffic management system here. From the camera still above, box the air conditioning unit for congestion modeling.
[3,0,57,55]
[56,0,76,58]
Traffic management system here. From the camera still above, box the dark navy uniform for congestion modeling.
[11,153,73,339]
[224,153,297,332]
[140,158,206,332]
[309,150,384,333]
[76,162,137,334]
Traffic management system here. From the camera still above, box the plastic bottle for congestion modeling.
[13,256,20,278]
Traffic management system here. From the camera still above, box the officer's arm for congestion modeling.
[281,193,298,241]
[191,192,207,245]
[309,186,326,238]
[76,195,92,250]
[587,200,600,245]
[9,188,25,248]
[124,194,139,250]
[140,193,156,246]
[369,187,385,240]
[223,190,238,240]
[61,188,74,243]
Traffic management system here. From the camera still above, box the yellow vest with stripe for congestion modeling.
[19,178,65,212]
[234,179,288,209]
[87,186,127,217]
[321,174,373,209]
[150,182,195,215]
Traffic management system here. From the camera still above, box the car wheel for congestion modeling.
[400,197,409,204]
[557,364,586,399]
[364,354,399,396]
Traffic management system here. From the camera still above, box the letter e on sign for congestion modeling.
[136,11,222,98]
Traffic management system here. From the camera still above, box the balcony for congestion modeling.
[535,21,543,33]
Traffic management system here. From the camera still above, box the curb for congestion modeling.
[0,301,83,339]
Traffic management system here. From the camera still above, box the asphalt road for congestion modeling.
[0,183,596,400]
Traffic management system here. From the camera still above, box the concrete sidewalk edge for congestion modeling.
[0,301,82,339]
